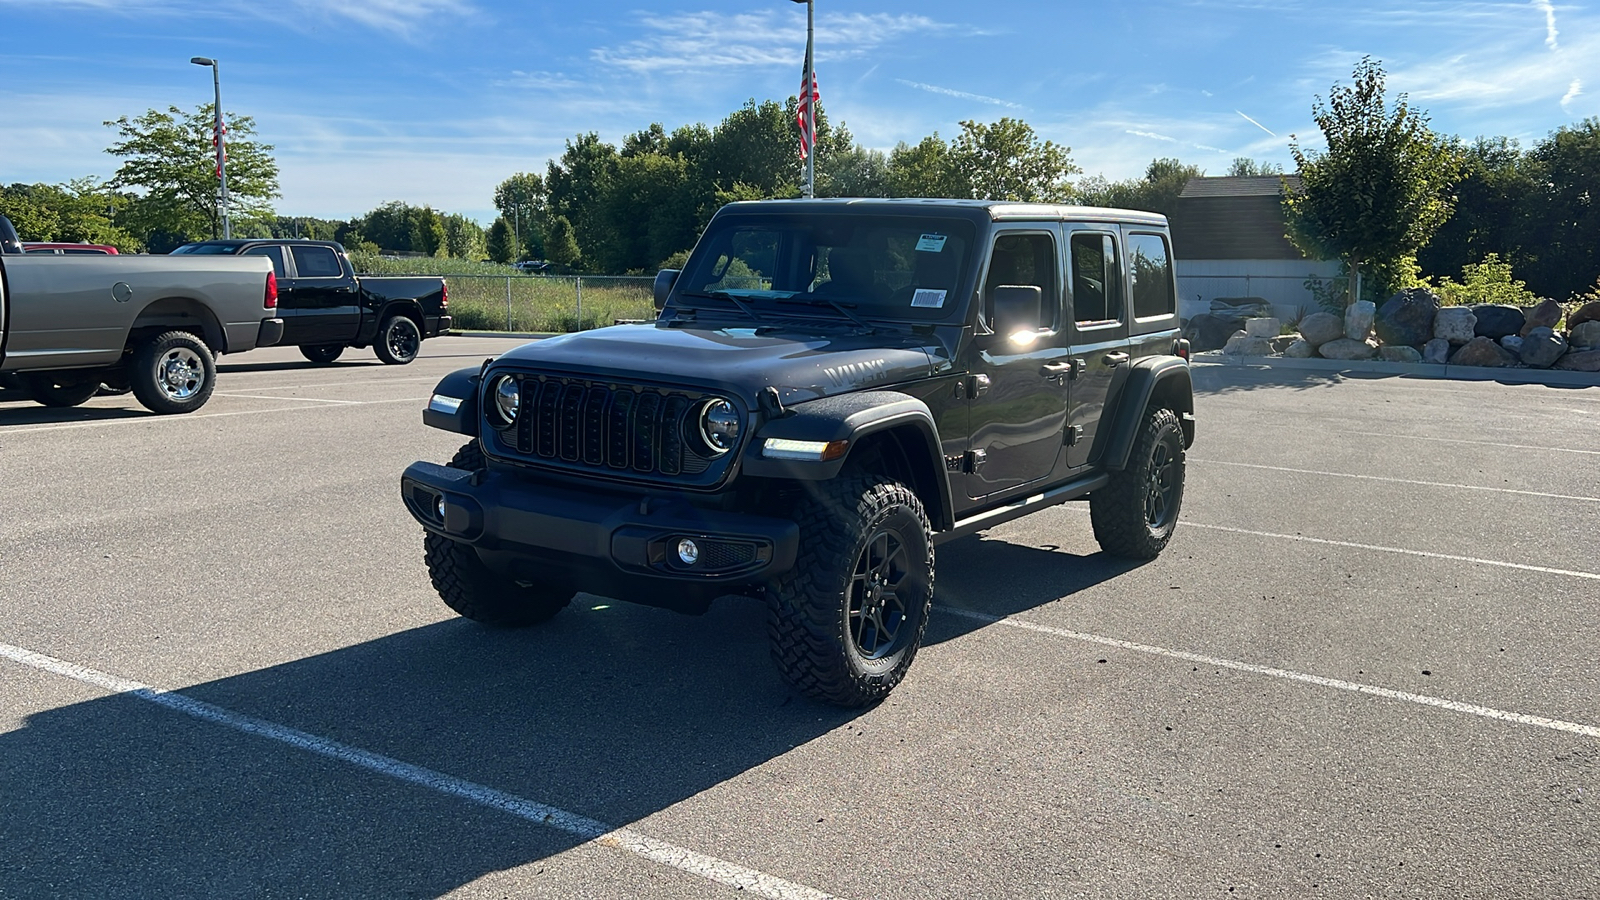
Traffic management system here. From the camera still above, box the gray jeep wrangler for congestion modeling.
[401,199,1194,707]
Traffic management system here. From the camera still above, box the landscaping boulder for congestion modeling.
[1569,320,1600,350]
[1422,338,1450,364]
[1345,300,1376,341]
[1211,297,1273,318]
[1520,298,1563,336]
[1471,305,1524,339]
[1283,339,1314,358]
[1432,307,1477,344]
[1269,335,1299,353]
[1450,336,1516,367]
[1297,311,1344,347]
[1183,313,1248,352]
[1223,334,1274,356]
[1378,345,1423,363]
[1500,334,1524,354]
[1245,317,1281,338]
[1554,349,1600,372]
[1376,288,1440,346]
[1519,326,1568,368]
[1568,300,1600,330]
[1318,337,1378,360]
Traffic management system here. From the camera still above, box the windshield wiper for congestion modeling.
[677,290,767,323]
[777,297,877,333]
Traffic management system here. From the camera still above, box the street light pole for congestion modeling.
[190,56,230,239]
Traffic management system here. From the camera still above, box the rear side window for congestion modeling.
[243,245,288,278]
[1069,232,1122,325]
[1127,233,1175,320]
[290,245,343,278]
[24,247,56,254]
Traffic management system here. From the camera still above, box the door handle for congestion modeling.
[1103,352,1130,366]
[1039,362,1073,377]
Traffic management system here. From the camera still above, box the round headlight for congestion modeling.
[491,375,519,427]
[698,399,741,453]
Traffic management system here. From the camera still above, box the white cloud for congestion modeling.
[591,11,952,73]
[0,0,473,38]
[1561,78,1582,110]
[1534,0,1558,49]
[1126,129,1177,142]
[895,80,1023,110]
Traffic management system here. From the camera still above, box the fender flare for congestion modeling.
[422,365,482,435]
[741,390,955,531]
[1093,356,1195,471]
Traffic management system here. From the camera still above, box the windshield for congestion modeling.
[171,243,240,255]
[677,213,976,322]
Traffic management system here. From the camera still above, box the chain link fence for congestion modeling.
[428,274,657,333]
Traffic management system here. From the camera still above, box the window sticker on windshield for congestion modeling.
[911,288,947,308]
[915,234,948,253]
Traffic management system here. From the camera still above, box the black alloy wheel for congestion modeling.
[849,529,913,660]
[376,314,421,365]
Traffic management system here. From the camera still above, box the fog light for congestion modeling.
[436,496,447,519]
[676,538,700,565]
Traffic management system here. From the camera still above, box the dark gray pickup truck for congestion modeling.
[0,214,282,414]
[172,239,450,365]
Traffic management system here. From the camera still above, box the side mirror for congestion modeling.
[653,269,680,311]
[0,215,21,255]
[991,284,1042,343]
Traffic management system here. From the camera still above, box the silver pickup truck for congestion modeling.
[0,215,284,414]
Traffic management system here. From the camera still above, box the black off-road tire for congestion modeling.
[375,314,421,365]
[300,344,345,364]
[767,475,935,707]
[23,374,100,408]
[423,440,573,626]
[129,330,215,415]
[1090,406,1186,559]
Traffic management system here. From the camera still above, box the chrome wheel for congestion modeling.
[157,347,205,401]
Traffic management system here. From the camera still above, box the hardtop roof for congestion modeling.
[719,197,1168,227]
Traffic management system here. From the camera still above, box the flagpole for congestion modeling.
[804,0,814,199]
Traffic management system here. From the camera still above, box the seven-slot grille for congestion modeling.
[506,375,710,476]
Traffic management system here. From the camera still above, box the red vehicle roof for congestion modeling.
[22,242,120,254]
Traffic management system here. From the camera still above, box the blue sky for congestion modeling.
[2,0,1595,225]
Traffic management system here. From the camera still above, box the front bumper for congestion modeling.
[400,461,798,585]
[424,314,453,337]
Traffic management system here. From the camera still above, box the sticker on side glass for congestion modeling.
[915,234,948,253]
[910,288,947,309]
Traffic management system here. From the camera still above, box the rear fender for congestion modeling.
[1092,356,1194,471]
[742,390,954,531]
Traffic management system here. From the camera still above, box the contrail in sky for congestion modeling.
[1236,110,1276,137]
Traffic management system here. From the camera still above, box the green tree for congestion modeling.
[1417,137,1536,286]
[545,133,619,270]
[409,205,447,257]
[1077,158,1203,217]
[544,215,581,270]
[440,213,486,260]
[104,103,279,241]
[1284,58,1458,303]
[0,179,140,250]
[485,217,515,263]
[885,135,969,198]
[1431,253,1540,307]
[948,118,1079,202]
[493,172,545,259]
[1519,119,1600,301]
[1226,157,1284,176]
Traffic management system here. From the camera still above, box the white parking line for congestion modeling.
[2,397,430,434]
[216,376,438,391]
[939,608,1600,739]
[1244,424,1600,457]
[213,393,363,404]
[0,641,840,900]
[1191,459,1600,504]
[1184,522,1600,581]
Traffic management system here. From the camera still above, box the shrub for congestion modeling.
[1433,253,1539,307]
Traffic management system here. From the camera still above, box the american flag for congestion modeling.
[796,69,818,160]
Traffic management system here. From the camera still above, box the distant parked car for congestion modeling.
[513,259,550,274]
[22,242,120,255]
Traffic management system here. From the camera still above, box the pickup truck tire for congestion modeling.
[1090,406,1186,559]
[22,374,100,408]
[767,475,934,707]
[423,441,573,626]
[129,330,216,415]
[375,314,421,365]
[299,344,344,364]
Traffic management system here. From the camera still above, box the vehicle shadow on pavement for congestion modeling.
[1192,365,1353,396]
[924,532,1144,645]
[216,359,385,374]
[0,401,151,426]
[0,602,865,898]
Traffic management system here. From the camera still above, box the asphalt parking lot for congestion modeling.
[2,337,1597,899]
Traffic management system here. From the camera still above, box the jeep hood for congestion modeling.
[494,323,946,404]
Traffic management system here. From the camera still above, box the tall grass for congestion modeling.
[440,275,656,332]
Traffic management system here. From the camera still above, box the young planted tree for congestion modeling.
[948,118,1079,203]
[104,103,278,242]
[1283,58,1458,303]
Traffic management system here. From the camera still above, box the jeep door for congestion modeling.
[1064,227,1132,469]
[963,227,1072,499]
